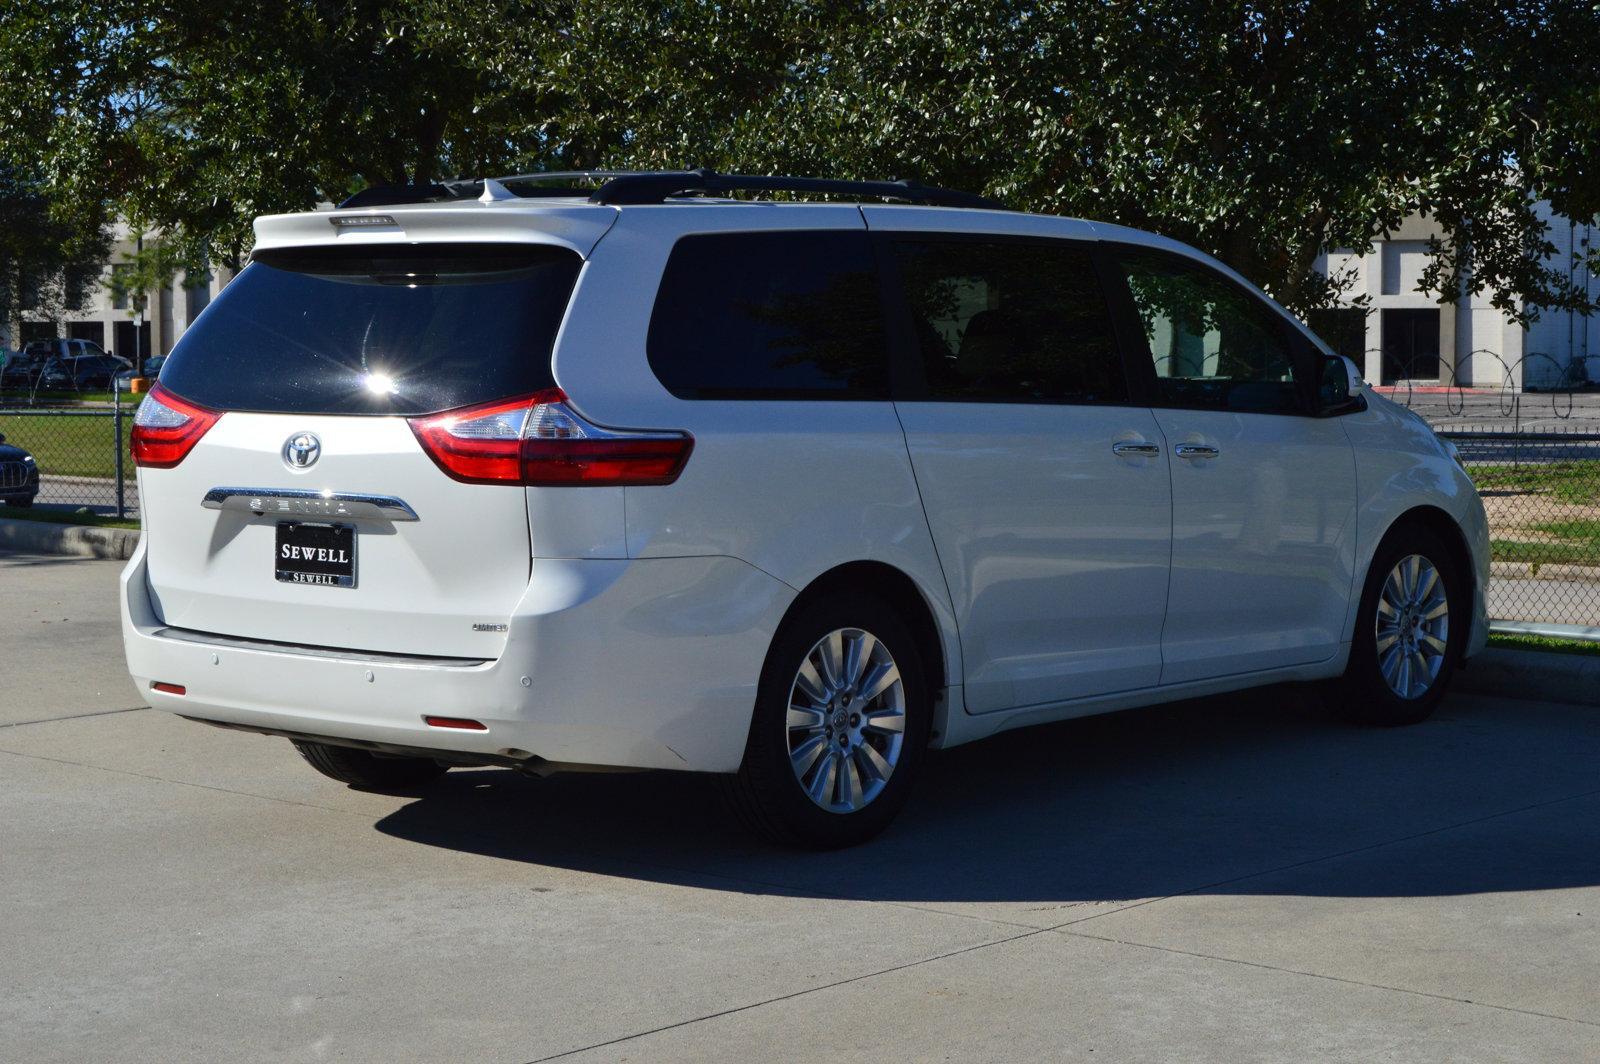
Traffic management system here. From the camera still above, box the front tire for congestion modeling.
[1338,524,1465,726]
[291,740,448,791]
[726,592,931,848]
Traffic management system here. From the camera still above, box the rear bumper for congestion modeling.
[122,539,795,772]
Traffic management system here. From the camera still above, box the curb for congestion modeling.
[0,518,140,560]
[1457,647,1600,706]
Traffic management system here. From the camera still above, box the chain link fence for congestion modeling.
[0,398,138,519]
[1442,425,1600,630]
[1361,349,1599,633]
[2,350,1597,631]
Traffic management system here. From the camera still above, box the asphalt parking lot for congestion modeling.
[3,550,1599,1062]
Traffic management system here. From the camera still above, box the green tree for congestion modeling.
[1,0,551,268]
[0,166,110,346]
[4,1,1599,321]
[104,230,186,372]
[514,0,1600,320]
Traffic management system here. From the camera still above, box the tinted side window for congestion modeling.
[891,239,1126,404]
[1119,251,1301,414]
[647,231,887,400]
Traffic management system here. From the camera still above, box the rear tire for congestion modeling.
[291,740,448,791]
[1338,523,1465,726]
[724,591,931,848]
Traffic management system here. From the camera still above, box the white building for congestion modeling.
[8,222,235,363]
[1312,205,1599,390]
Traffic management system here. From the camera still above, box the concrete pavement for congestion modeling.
[1490,575,1600,627]
[2,550,1598,1062]
[34,474,140,517]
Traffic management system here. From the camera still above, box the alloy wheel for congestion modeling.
[1375,554,1450,700]
[786,627,906,813]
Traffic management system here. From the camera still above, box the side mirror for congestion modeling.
[1318,355,1367,416]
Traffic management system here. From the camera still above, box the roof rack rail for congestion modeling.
[587,169,1005,210]
[335,169,1006,211]
[336,172,646,208]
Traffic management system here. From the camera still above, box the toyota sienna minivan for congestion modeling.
[122,170,1489,847]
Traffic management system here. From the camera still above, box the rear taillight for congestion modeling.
[408,389,693,487]
[131,384,221,468]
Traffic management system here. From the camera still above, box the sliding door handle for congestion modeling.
[1112,441,1162,458]
[1174,443,1220,460]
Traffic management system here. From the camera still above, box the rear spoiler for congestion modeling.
[252,203,619,258]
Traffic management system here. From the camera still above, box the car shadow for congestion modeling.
[373,685,1600,903]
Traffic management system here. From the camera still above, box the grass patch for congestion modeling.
[1529,517,1600,546]
[1488,632,1600,656]
[0,504,139,529]
[1493,517,1600,567]
[1491,539,1600,566]
[1469,462,1600,506]
[0,409,135,480]
[0,389,120,405]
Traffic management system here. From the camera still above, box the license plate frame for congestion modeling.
[275,521,357,589]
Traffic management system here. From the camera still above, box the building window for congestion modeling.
[20,321,56,344]
[1307,308,1368,361]
[1381,308,1441,382]
[109,264,134,310]
[185,272,212,321]
[67,322,106,347]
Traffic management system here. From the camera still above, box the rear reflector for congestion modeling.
[423,715,488,731]
[408,388,692,487]
[131,384,222,468]
[151,682,187,695]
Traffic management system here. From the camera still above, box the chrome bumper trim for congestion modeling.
[201,487,419,522]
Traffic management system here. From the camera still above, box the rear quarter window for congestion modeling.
[646,230,888,400]
[158,243,581,415]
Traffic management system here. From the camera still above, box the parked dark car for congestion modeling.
[0,348,52,389]
[23,338,109,362]
[0,432,40,507]
[39,352,132,391]
[114,354,165,387]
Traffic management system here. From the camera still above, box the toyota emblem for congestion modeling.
[283,432,322,470]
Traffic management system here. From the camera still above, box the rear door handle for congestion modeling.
[1174,443,1220,460]
[1112,441,1162,458]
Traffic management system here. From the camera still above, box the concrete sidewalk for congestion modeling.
[2,551,1598,1062]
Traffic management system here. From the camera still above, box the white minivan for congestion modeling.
[122,171,1489,847]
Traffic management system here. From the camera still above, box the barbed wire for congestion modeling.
[1354,349,1600,421]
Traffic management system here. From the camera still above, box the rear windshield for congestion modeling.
[159,243,581,415]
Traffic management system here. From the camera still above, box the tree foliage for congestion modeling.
[0,165,110,340]
[3,0,1598,318]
